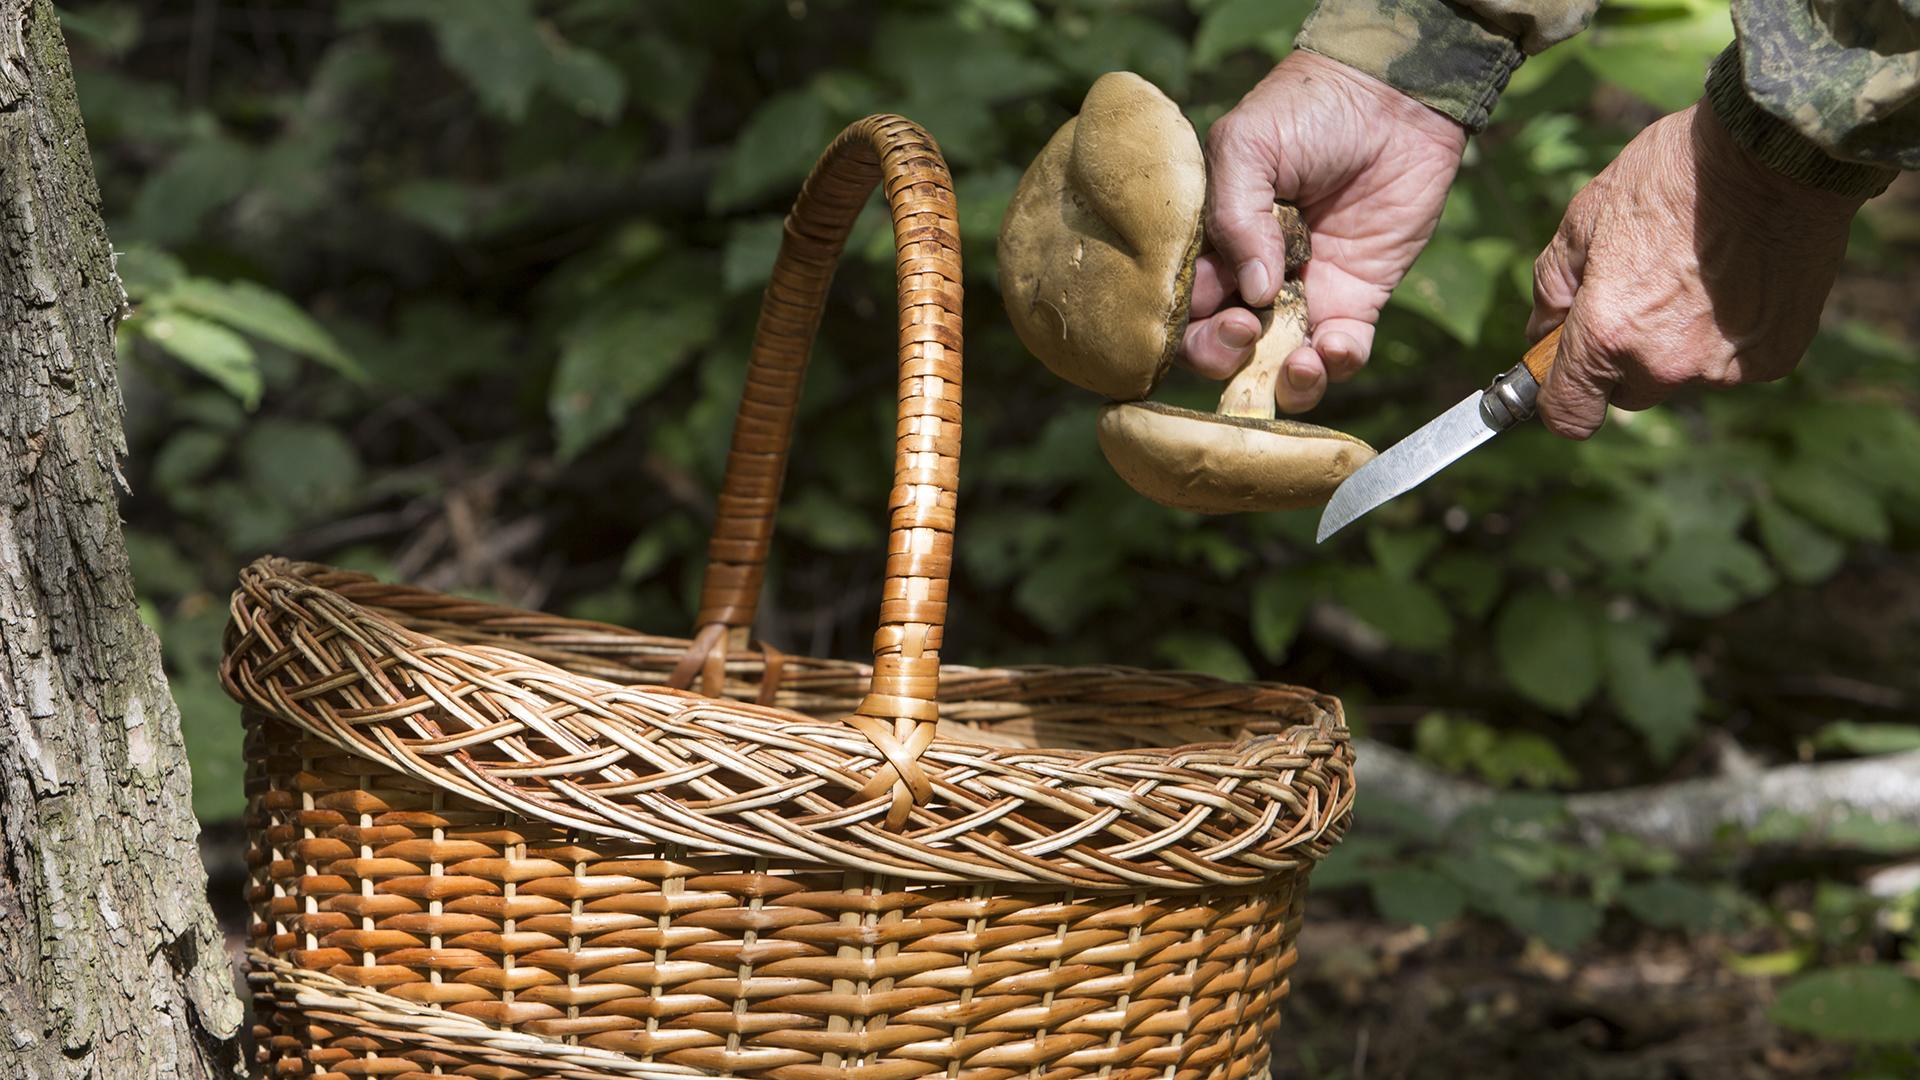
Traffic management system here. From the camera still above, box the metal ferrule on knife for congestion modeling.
[1316,325,1565,542]
[1478,363,1540,431]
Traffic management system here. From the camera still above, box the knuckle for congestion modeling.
[1573,314,1633,366]
[1697,357,1744,389]
[1204,117,1247,158]
[1645,361,1691,390]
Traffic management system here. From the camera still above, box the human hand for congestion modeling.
[1528,102,1866,439]
[1186,50,1468,412]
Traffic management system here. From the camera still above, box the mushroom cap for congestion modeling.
[1097,402,1377,513]
[997,72,1205,401]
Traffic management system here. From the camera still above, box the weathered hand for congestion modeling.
[1185,50,1467,412]
[1528,102,1866,439]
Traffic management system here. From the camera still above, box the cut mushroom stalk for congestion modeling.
[1218,205,1316,420]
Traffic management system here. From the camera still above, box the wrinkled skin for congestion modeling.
[1191,53,1867,434]
[1527,101,1863,439]
[1184,51,1467,412]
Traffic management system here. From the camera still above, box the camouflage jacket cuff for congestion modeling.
[1705,45,1897,200]
[1297,0,1524,133]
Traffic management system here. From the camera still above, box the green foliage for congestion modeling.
[1494,591,1601,715]
[1772,966,1920,1045]
[1814,722,1920,756]
[1414,712,1578,789]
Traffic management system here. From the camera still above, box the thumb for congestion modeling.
[1203,119,1292,307]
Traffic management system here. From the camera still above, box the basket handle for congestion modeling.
[675,115,961,826]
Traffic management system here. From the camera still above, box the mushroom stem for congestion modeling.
[1216,283,1307,420]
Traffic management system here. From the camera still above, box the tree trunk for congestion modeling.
[0,0,245,1074]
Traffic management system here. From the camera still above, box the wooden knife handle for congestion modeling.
[1522,324,1563,383]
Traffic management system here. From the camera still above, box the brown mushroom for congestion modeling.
[999,71,1375,513]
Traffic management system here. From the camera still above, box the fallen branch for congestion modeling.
[1354,738,1920,855]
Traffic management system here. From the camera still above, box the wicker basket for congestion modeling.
[224,114,1355,1080]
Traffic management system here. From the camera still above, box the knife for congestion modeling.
[1316,325,1562,543]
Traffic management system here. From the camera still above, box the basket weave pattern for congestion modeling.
[227,115,1354,1079]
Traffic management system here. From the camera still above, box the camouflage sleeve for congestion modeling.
[1295,0,1599,131]
[1704,1,1914,198]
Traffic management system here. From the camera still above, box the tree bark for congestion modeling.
[0,0,244,1074]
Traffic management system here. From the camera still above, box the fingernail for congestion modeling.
[1236,259,1270,305]
[1218,320,1256,350]
[1285,362,1318,391]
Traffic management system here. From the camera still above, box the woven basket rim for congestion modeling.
[226,556,1353,890]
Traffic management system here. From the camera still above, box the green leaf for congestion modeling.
[543,39,626,122]
[1578,5,1733,112]
[1654,465,1753,536]
[1389,236,1513,346]
[152,428,228,495]
[1769,459,1890,544]
[1725,947,1812,978]
[1813,721,1920,757]
[1602,621,1701,762]
[240,420,363,517]
[1415,713,1578,789]
[1754,497,1847,585]
[781,488,882,553]
[382,179,474,240]
[170,279,364,381]
[955,164,1023,251]
[1050,13,1189,95]
[1155,631,1254,682]
[1426,551,1504,620]
[1015,551,1134,635]
[1366,525,1444,580]
[1250,572,1312,662]
[1772,965,1920,1044]
[1747,808,1920,854]
[173,671,246,821]
[1485,732,1580,789]
[1611,652,1701,761]
[722,216,786,294]
[347,0,547,120]
[549,299,719,460]
[1369,867,1466,929]
[127,136,254,246]
[124,531,200,598]
[626,35,707,123]
[709,90,835,210]
[1191,0,1313,67]
[140,312,261,408]
[1332,567,1453,653]
[1640,528,1775,617]
[1512,494,1660,573]
[873,15,1058,103]
[1823,813,1920,854]
[1309,835,1400,890]
[1618,878,1735,933]
[1494,591,1601,715]
[115,245,184,300]
[1487,891,1602,953]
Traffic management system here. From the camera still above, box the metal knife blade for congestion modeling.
[1315,325,1563,543]
[1315,390,1498,542]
